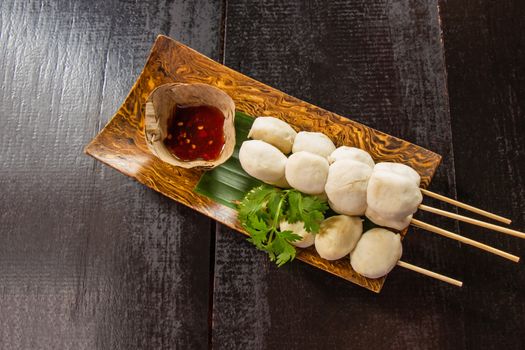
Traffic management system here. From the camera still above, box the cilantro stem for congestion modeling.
[268,193,286,245]
[272,194,286,228]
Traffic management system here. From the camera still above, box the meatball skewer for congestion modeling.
[244,116,523,265]
[350,228,463,287]
[365,162,521,262]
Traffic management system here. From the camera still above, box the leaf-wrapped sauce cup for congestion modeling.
[145,83,236,169]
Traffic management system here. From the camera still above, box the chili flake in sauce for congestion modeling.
[164,105,226,161]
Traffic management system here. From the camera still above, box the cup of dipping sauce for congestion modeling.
[144,83,236,169]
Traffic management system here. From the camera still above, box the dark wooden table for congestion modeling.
[1,1,524,349]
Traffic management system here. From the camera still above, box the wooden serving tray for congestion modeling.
[85,35,441,293]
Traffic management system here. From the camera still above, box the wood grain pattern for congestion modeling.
[85,35,441,292]
[0,1,221,349]
[440,0,525,348]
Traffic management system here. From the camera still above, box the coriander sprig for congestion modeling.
[237,185,329,267]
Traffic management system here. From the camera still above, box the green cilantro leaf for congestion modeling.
[285,191,328,233]
[278,230,302,243]
[237,186,328,267]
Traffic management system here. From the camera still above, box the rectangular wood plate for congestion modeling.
[85,35,442,293]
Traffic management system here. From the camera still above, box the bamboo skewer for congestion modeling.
[420,188,512,225]
[411,218,520,263]
[419,204,525,239]
[397,260,463,287]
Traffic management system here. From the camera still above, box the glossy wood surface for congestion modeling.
[1,0,524,349]
[85,34,441,292]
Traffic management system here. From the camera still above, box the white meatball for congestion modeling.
[285,151,329,195]
[328,146,375,168]
[248,116,297,154]
[239,140,287,183]
[315,215,363,260]
[280,220,314,248]
[367,171,422,219]
[373,162,421,186]
[365,207,412,231]
[292,131,336,158]
[350,228,402,279]
[325,159,372,216]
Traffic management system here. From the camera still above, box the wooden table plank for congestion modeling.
[212,0,462,348]
[0,1,222,349]
[439,1,525,348]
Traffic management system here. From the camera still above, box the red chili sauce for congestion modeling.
[163,105,225,161]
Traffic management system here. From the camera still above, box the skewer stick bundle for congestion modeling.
[420,188,512,225]
[411,219,520,263]
[419,204,525,239]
